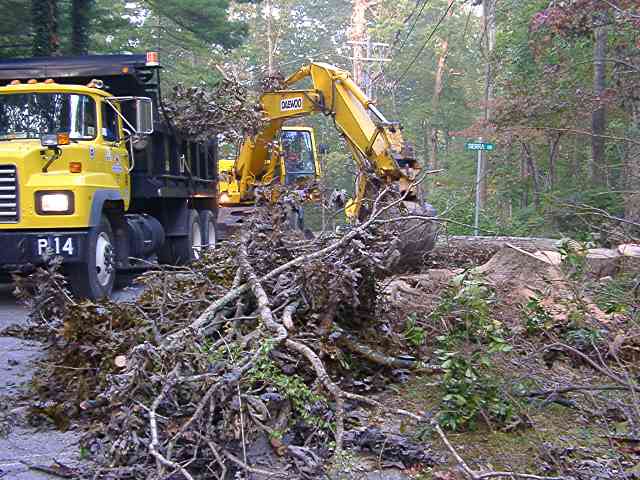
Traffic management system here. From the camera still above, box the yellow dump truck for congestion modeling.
[0,53,218,299]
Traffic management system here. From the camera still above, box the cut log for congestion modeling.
[618,244,640,273]
[427,235,561,268]
[434,235,561,253]
[585,248,622,278]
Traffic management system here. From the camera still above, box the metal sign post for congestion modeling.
[475,139,482,236]
[464,141,495,236]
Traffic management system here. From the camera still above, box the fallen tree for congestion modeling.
[13,189,445,479]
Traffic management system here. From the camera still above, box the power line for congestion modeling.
[394,0,432,57]
[391,0,456,89]
[390,0,425,50]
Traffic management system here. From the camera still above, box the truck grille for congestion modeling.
[0,165,18,223]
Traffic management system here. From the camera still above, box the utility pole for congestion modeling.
[347,1,390,99]
[474,137,483,235]
[266,0,274,74]
[346,39,391,98]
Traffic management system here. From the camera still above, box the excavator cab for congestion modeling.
[217,125,320,238]
[278,126,320,184]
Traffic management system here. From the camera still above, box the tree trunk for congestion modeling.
[32,0,59,56]
[71,0,94,55]
[266,0,273,74]
[521,142,541,207]
[479,0,495,207]
[432,236,561,260]
[349,0,369,87]
[422,119,429,167]
[429,37,450,171]
[548,133,562,190]
[429,128,439,170]
[624,101,640,225]
[591,15,608,186]
[520,147,528,208]
[616,42,640,227]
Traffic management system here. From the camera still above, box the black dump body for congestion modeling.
[0,54,218,213]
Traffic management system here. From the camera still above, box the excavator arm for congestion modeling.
[232,62,422,220]
[224,62,438,268]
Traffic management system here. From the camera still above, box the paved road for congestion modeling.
[0,283,141,479]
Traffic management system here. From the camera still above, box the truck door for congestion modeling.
[99,101,130,206]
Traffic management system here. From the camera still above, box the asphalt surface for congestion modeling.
[0,282,141,479]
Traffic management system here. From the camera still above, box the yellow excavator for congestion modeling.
[218,62,437,259]
[217,125,321,235]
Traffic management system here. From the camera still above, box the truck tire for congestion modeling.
[67,215,116,300]
[158,209,201,265]
[199,210,217,252]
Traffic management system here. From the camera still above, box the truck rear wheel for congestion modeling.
[67,215,116,300]
[199,210,217,252]
[158,209,201,265]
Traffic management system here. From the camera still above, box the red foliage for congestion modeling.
[530,0,640,37]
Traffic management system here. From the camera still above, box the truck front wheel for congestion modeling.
[67,215,116,299]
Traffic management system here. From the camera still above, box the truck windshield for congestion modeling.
[0,93,96,141]
[282,130,316,181]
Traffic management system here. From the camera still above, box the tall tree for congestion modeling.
[32,0,60,56]
[479,0,495,207]
[71,0,94,55]
[142,0,252,50]
[427,3,456,172]
[349,0,370,88]
[590,11,608,185]
[0,0,31,58]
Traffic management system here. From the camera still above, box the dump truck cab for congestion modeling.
[0,53,218,299]
[0,82,134,229]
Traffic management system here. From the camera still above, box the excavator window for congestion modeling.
[280,129,316,182]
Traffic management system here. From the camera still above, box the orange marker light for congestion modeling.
[44,78,55,84]
[69,162,82,173]
[27,79,37,84]
[57,133,70,146]
[122,66,130,74]
[146,51,159,66]
[9,80,21,85]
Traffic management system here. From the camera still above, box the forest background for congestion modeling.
[1,0,639,240]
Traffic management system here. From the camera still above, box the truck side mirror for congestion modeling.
[136,98,154,135]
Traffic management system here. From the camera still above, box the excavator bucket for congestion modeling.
[390,200,439,273]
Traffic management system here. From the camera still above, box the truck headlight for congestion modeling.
[36,191,75,215]
[219,193,231,204]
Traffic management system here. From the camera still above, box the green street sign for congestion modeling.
[465,142,495,151]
